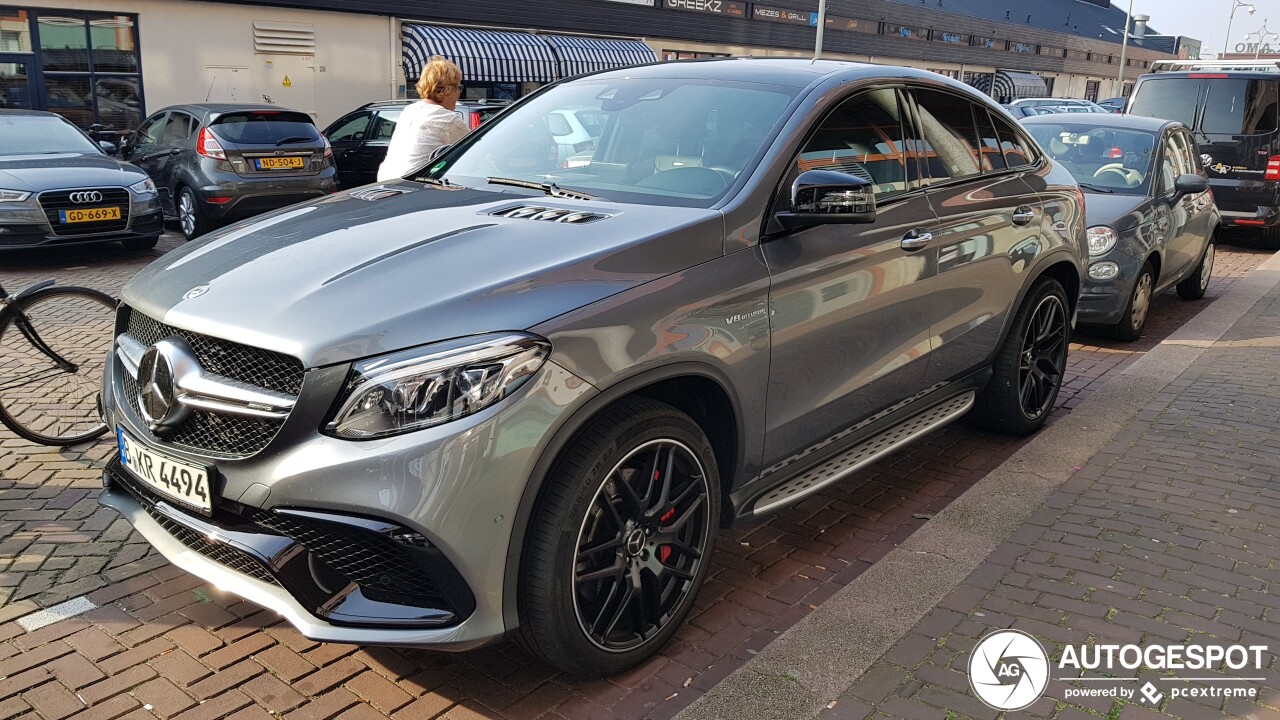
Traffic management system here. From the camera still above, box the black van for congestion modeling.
[1129,71,1280,246]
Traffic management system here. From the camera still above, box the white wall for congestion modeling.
[19,0,397,126]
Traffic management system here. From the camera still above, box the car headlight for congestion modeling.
[0,189,31,203]
[324,333,550,439]
[129,178,157,195]
[1086,226,1117,256]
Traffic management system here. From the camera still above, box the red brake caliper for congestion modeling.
[658,507,676,563]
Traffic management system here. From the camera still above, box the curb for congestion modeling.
[677,249,1280,720]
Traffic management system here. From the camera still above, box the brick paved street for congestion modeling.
[829,257,1280,720]
[0,231,1273,720]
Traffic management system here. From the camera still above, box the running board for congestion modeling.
[751,391,976,516]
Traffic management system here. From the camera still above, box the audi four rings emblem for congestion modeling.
[69,191,104,204]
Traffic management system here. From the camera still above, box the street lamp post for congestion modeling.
[1225,0,1257,56]
[1248,23,1279,58]
[814,0,828,60]
[1118,0,1134,92]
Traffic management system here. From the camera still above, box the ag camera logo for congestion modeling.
[969,630,1050,711]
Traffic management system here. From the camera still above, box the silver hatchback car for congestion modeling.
[100,59,1085,676]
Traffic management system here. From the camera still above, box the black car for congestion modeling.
[1098,97,1127,113]
[121,104,337,240]
[1128,71,1280,247]
[1024,114,1219,340]
[324,99,511,188]
[0,110,163,251]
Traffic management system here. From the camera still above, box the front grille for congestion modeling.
[39,188,131,236]
[110,465,280,586]
[247,510,448,608]
[120,306,305,458]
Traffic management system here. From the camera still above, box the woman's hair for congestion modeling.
[416,56,463,101]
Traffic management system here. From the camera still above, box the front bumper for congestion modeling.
[0,202,163,250]
[99,320,596,648]
[1077,251,1145,325]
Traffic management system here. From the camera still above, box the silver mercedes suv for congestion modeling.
[100,59,1085,676]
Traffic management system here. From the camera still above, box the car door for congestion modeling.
[1154,130,1200,283]
[360,109,402,184]
[761,87,939,469]
[124,111,168,175]
[1172,128,1215,269]
[324,110,374,188]
[155,111,197,211]
[908,87,1049,385]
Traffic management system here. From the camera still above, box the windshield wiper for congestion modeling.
[486,176,598,201]
[274,136,314,146]
[1076,182,1114,194]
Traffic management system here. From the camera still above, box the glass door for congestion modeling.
[0,56,35,109]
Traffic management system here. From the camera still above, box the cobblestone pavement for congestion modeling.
[0,231,1272,720]
[833,259,1280,719]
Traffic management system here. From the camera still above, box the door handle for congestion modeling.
[901,230,932,251]
[1012,206,1037,226]
[168,148,181,156]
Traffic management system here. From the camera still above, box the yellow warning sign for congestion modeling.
[282,75,292,88]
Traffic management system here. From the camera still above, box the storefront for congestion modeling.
[1,5,144,134]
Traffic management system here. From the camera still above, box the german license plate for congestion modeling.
[117,428,212,512]
[59,207,121,223]
[255,156,304,170]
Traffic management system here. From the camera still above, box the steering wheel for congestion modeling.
[1093,163,1138,185]
[635,166,728,196]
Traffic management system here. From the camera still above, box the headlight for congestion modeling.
[129,178,157,195]
[324,333,550,439]
[0,189,31,203]
[1086,226,1117,256]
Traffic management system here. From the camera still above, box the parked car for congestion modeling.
[0,110,162,250]
[1097,96,1127,113]
[1128,70,1280,247]
[324,99,511,188]
[1023,114,1218,340]
[99,59,1085,677]
[1004,98,1111,118]
[120,103,337,240]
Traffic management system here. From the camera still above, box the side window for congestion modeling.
[372,110,401,141]
[327,112,373,143]
[1156,134,1180,195]
[910,89,981,183]
[973,109,1008,171]
[794,88,912,200]
[1243,80,1278,135]
[991,114,1037,169]
[134,112,168,145]
[1174,132,1201,173]
[160,112,196,147]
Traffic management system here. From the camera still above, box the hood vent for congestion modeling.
[490,205,610,224]
[350,187,408,201]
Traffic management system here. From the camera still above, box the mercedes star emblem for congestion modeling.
[136,338,198,434]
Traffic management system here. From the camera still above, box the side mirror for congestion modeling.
[1174,174,1209,195]
[98,140,118,155]
[775,170,877,230]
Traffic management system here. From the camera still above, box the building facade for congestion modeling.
[0,0,1188,135]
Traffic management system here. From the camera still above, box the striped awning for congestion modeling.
[541,34,657,78]
[401,24,656,87]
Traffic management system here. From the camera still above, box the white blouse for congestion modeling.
[376,101,470,182]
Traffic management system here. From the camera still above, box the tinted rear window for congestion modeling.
[210,111,320,145]
[1128,78,1200,128]
[1202,79,1278,135]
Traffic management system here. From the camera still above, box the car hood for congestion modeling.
[0,153,147,191]
[1083,191,1151,232]
[123,183,725,367]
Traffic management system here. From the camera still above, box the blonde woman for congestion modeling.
[377,56,470,182]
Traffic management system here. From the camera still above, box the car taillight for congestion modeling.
[469,112,484,130]
[321,135,333,159]
[1266,155,1280,182]
[196,128,226,160]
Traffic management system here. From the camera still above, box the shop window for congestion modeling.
[90,14,137,72]
[38,13,89,71]
[1,8,32,52]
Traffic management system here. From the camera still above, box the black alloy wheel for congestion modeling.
[1017,292,1068,419]
[572,438,711,652]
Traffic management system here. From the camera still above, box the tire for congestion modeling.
[177,186,210,241]
[970,276,1070,435]
[1104,262,1155,342]
[0,286,115,446]
[1261,226,1280,251]
[1176,240,1214,301]
[120,235,159,251]
[520,397,720,676]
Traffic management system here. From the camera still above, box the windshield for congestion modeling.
[210,111,321,145]
[425,78,799,208]
[0,115,101,156]
[1026,123,1157,195]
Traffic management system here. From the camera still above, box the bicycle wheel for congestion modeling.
[0,286,116,446]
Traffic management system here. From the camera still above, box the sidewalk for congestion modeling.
[683,251,1280,720]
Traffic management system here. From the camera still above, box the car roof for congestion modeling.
[0,109,71,119]
[1020,113,1176,132]
[1137,71,1280,80]
[1012,98,1091,105]
[584,57,965,90]
[157,103,308,117]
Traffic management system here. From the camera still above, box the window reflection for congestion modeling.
[90,14,138,72]
[43,74,92,127]
[95,76,142,132]
[0,62,31,108]
[38,14,89,72]
[0,9,32,52]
